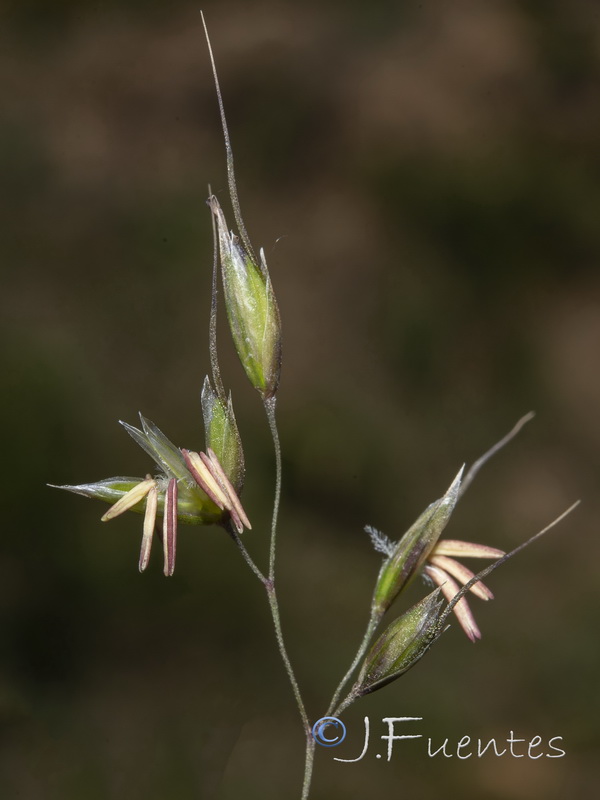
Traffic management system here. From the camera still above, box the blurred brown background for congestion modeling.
[1,0,599,798]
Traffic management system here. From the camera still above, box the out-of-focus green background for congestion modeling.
[1,1,598,798]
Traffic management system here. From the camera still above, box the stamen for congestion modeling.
[163,478,178,577]
[433,539,505,559]
[424,564,481,642]
[101,477,155,522]
[182,449,229,509]
[205,448,252,531]
[139,482,158,572]
[429,554,494,600]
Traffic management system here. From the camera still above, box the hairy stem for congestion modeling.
[301,735,316,800]
[333,687,360,719]
[264,397,282,581]
[326,609,381,717]
[228,400,311,796]
[225,521,267,585]
[266,581,310,732]
[263,397,312,797]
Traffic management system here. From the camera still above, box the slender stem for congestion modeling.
[227,495,308,733]
[227,523,307,729]
[266,582,310,732]
[262,395,307,725]
[228,427,312,795]
[264,397,282,581]
[333,687,360,719]
[225,521,267,585]
[301,736,316,800]
[263,395,312,798]
[227,513,308,731]
[202,15,309,795]
[326,609,381,717]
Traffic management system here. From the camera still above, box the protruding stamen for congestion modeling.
[433,539,505,559]
[101,477,155,522]
[205,447,252,532]
[183,448,251,534]
[163,478,178,577]
[182,449,229,509]
[424,564,482,642]
[139,481,158,572]
[429,554,494,600]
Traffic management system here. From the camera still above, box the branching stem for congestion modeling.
[326,609,381,717]
[225,521,267,585]
[266,580,310,733]
[263,397,313,795]
[228,396,312,796]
